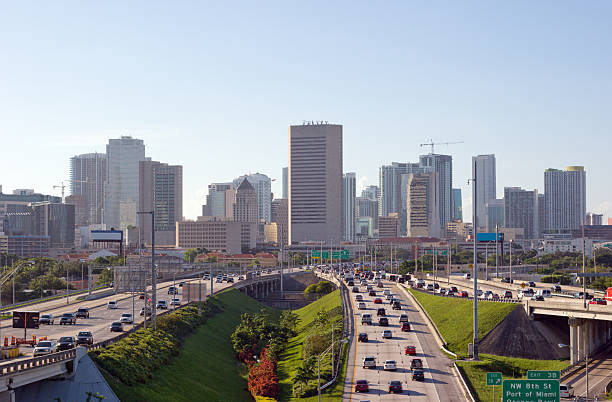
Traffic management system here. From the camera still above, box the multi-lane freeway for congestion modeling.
[342,276,465,400]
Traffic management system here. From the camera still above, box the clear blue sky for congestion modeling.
[1,1,611,222]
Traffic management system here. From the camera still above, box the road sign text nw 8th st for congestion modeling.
[486,372,502,386]
[502,379,559,402]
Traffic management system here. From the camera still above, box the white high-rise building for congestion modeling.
[342,172,356,242]
[544,166,586,232]
[472,154,496,229]
[70,152,106,226]
[233,173,272,223]
[419,154,452,230]
[204,183,235,218]
[282,167,288,199]
[289,123,342,244]
[379,163,431,218]
[104,136,146,230]
[406,173,440,238]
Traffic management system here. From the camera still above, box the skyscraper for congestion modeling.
[233,179,258,252]
[342,172,356,242]
[271,198,288,246]
[472,154,496,227]
[356,197,378,230]
[233,173,272,223]
[406,173,440,238]
[452,188,463,221]
[544,166,586,232]
[70,153,106,226]
[203,183,235,218]
[486,199,504,232]
[379,162,429,217]
[138,160,183,246]
[289,123,342,244]
[361,185,379,201]
[419,154,452,229]
[282,167,288,199]
[504,187,539,239]
[104,136,146,230]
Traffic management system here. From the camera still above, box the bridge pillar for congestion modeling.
[570,321,579,365]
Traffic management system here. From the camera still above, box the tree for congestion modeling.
[184,248,198,263]
[96,268,114,285]
[279,311,300,336]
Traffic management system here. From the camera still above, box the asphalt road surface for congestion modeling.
[343,278,464,401]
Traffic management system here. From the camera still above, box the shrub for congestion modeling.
[248,349,279,399]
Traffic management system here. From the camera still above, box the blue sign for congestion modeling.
[476,232,503,243]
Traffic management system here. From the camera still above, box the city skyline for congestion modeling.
[1,2,611,222]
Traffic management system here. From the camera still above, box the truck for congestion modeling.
[605,287,612,302]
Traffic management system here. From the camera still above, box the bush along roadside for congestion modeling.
[232,310,299,400]
[303,280,335,300]
[90,298,223,385]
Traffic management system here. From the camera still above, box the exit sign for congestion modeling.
[527,370,560,380]
[486,372,502,386]
[502,379,560,402]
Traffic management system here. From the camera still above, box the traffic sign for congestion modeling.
[502,379,560,402]
[311,249,349,260]
[527,370,560,380]
[486,372,502,386]
[521,282,526,289]
[425,249,448,256]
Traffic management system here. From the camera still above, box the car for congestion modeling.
[107,301,118,309]
[383,289,391,296]
[216,278,223,283]
[518,289,534,300]
[392,300,401,310]
[401,322,411,332]
[358,302,366,310]
[368,290,377,296]
[388,380,403,393]
[377,308,386,316]
[33,340,57,357]
[450,286,458,293]
[376,281,384,288]
[361,313,372,325]
[110,321,123,332]
[366,285,373,291]
[399,314,409,323]
[410,358,423,370]
[412,368,425,381]
[503,290,513,299]
[459,291,468,298]
[488,293,500,301]
[426,284,434,291]
[238,276,244,280]
[170,298,181,306]
[483,290,493,298]
[354,379,369,392]
[227,277,234,283]
[373,298,383,304]
[573,292,593,300]
[551,285,562,292]
[56,336,75,351]
[59,312,76,325]
[434,283,439,289]
[75,307,90,318]
[140,306,152,316]
[559,383,574,398]
[362,356,376,369]
[347,280,354,286]
[383,359,397,371]
[476,289,483,298]
[39,314,54,325]
[447,290,455,296]
[358,333,369,342]
[405,345,416,355]
[139,293,145,300]
[120,313,133,323]
[437,288,447,295]
[76,331,93,345]
[168,286,178,295]
[528,281,536,287]
[589,298,607,305]
[381,330,392,339]
[378,317,389,326]
[501,277,512,283]
[179,281,185,287]
[531,295,545,301]
[157,300,168,309]
[352,286,360,293]
[355,294,363,302]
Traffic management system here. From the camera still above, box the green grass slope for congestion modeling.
[409,288,517,358]
[105,289,278,402]
[277,290,342,401]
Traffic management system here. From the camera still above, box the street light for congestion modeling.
[137,210,156,330]
[317,338,349,402]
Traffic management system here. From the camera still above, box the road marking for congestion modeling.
[349,286,358,402]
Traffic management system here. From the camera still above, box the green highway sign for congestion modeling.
[502,379,560,402]
[311,249,349,260]
[527,370,561,380]
[486,372,502,386]
[425,249,448,256]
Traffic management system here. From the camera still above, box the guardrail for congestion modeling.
[410,286,522,304]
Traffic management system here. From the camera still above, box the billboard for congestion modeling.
[12,311,39,329]
[91,230,123,242]
[476,232,503,243]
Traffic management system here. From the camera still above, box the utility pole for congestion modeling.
[471,158,479,360]
[582,222,586,309]
[137,211,156,329]
[495,224,499,279]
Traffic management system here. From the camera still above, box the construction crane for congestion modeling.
[419,139,464,154]
[53,182,66,202]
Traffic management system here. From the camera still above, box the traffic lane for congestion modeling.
[568,354,612,398]
[350,282,438,400]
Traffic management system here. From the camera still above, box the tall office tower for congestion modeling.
[70,153,106,226]
[288,123,342,244]
[504,187,539,239]
[406,173,440,238]
[104,136,146,230]
[342,172,356,242]
[472,154,496,227]
[138,160,183,246]
[356,197,378,230]
[452,188,463,221]
[486,199,504,232]
[378,213,400,238]
[419,154,452,229]
[233,179,258,223]
[544,166,586,231]
[379,162,428,217]
[31,202,75,248]
[361,185,379,201]
[271,198,288,246]
[233,173,272,223]
[204,183,235,218]
[282,167,288,199]
[538,194,546,236]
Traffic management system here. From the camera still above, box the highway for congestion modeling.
[343,276,464,400]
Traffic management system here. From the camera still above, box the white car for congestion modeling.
[383,289,391,296]
[559,384,574,398]
[33,340,57,357]
[170,298,181,306]
[358,302,367,310]
[120,313,133,324]
[383,359,397,371]
[107,301,118,309]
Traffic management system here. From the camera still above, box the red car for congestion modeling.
[373,298,383,304]
[355,379,369,392]
[589,298,607,305]
[459,291,468,298]
[405,345,416,355]
[410,358,423,370]
[401,322,411,332]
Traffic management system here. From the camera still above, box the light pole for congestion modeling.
[137,211,156,330]
[66,263,69,304]
[471,159,479,359]
[317,338,348,402]
[509,240,513,285]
